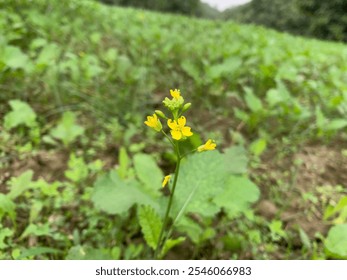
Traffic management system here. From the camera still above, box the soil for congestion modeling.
[0,150,68,194]
[254,142,347,239]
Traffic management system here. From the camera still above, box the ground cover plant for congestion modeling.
[1,0,347,259]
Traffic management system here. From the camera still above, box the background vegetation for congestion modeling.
[1,0,347,260]
[223,0,347,42]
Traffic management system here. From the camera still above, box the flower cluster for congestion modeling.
[144,89,216,188]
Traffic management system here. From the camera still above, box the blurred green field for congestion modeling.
[1,0,347,260]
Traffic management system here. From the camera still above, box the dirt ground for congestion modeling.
[255,143,347,239]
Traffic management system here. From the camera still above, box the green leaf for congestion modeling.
[0,227,13,249]
[250,138,267,157]
[172,151,228,220]
[66,246,112,260]
[36,43,60,66]
[133,153,163,198]
[266,82,291,107]
[176,217,203,244]
[181,61,201,82]
[213,176,260,218]
[223,146,248,174]
[118,147,130,179]
[50,111,85,146]
[4,100,37,129]
[19,247,61,259]
[92,171,157,215]
[325,224,347,259]
[206,57,242,80]
[324,196,347,220]
[161,237,185,257]
[138,205,162,250]
[64,154,89,183]
[0,194,16,221]
[326,119,347,131]
[299,227,311,250]
[20,223,52,240]
[244,87,262,112]
[2,46,29,70]
[7,170,34,200]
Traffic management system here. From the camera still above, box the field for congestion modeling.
[1,0,347,259]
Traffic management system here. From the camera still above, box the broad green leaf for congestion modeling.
[244,87,262,112]
[223,146,248,174]
[176,217,203,244]
[7,170,34,200]
[171,151,228,220]
[325,224,347,259]
[20,223,52,240]
[161,237,185,257]
[0,227,13,249]
[266,82,291,107]
[19,247,61,259]
[2,46,29,69]
[36,43,60,66]
[181,61,201,82]
[92,171,157,215]
[50,111,85,146]
[4,100,37,129]
[250,138,267,156]
[138,205,162,250]
[213,176,260,218]
[206,57,242,80]
[133,153,163,198]
[0,194,16,221]
[326,119,347,131]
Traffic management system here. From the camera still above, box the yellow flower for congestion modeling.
[197,139,216,152]
[144,113,162,132]
[170,89,181,99]
[167,116,193,140]
[162,175,171,187]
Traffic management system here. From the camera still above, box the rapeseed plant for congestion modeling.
[145,89,216,259]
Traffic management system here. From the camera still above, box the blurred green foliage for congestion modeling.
[224,0,347,42]
[98,0,219,18]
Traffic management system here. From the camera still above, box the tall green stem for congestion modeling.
[154,142,181,259]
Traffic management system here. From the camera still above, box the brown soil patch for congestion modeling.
[254,143,347,239]
[0,150,68,193]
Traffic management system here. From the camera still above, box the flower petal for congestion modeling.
[162,175,171,187]
[171,130,182,140]
[177,116,186,127]
[167,119,177,129]
[170,89,181,99]
[182,126,193,137]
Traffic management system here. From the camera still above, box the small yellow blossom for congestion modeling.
[144,113,162,132]
[162,175,171,187]
[197,139,216,152]
[167,116,193,140]
[170,89,181,99]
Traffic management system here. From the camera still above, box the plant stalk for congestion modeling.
[154,142,181,259]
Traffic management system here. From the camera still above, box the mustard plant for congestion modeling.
[144,89,216,259]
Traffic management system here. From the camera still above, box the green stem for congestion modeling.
[161,130,175,147]
[154,142,181,259]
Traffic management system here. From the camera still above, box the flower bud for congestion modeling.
[182,103,191,113]
[155,110,167,119]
